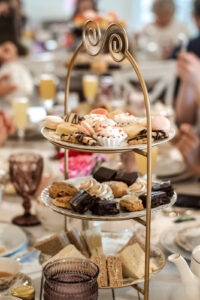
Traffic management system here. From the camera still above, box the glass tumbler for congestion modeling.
[43,258,99,300]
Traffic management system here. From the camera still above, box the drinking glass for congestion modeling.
[9,153,43,226]
[82,75,98,104]
[39,74,56,110]
[135,146,158,175]
[43,258,99,300]
[12,97,29,142]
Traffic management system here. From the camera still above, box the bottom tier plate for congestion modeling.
[41,177,177,221]
[39,231,165,289]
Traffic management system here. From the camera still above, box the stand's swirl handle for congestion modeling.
[82,20,128,62]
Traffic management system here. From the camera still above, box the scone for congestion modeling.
[56,122,79,136]
[53,196,73,210]
[105,181,128,198]
[49,182,78,198]
[120,195,144,212]
[44,116,63,130]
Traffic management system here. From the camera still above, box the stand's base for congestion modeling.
[12,214,40,226]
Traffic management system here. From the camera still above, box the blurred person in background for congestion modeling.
[0,0,27,55]
[0,111,14,146]
[73,0,98,18]
[135,0,190,60]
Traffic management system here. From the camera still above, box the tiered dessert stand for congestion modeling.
[41,20,176,300]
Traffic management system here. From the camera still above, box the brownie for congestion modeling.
[113,171,138,186]
[90,199,119,216]
[93,167,117,183]
[69,190,95,214]
[139,191,170,208]
[152,181,174,197]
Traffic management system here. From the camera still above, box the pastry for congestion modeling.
[112,113,136,127]
[90,108,108,116]
[64,113,84,124]
[49,182,78,198]
[42,244,85,268]
[114,171,138,186]
[34,232,70,256]
[94,119,127,147]
[107,256,123,287]
[152,181,174,197]
[123,124,146,140]
[93,167,117,182]
[84,114,106,128]
[128,129,168,145]
[120,195,144,212]
[119,243,156,279]
[92,255,108,287]
[90,199,119,216]
[73,132,97,146]
[152,116,170,133]
[53,196,72,209]
[69,190,96,214]
[139,191,170,208]
[44,116,63,130]
[80,179,113,200]
[67,228,90,258]
[84,227,103,256]
[128,178,146,196]
[56,122,79,136]
[60,134,79,144]
[77,120,95,136]
[105,181,128,198]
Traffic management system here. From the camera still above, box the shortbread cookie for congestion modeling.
[105,181,128,198]
[56,122,79,136]
[44,116,63,130]
[73,132,97,146]
[53,196,73,209]
[60,134,79,144]
[49,182,78,198]
[120,195,144,212]
[123,124,146,140]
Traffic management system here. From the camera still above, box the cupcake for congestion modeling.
[84,114,106,129]
[94,120,127,147]
[112,113,136,127]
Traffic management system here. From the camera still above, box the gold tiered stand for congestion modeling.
[41,20,176,300]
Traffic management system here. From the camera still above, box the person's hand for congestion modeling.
[0,111,15,147]
[0,42,17,63]
[177,52,200,85]
[0,75,16,97]
[176,124,200,176]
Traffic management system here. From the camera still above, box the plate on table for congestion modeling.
[0,273,32,296]
[160,228,191,261]
[0,224,27,257]
[41,127,176,153]
[175,225,200,252]
[39,231,165,289]
[41,176,177,222]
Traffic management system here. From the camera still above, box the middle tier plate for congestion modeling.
[41,177,177,221]
[41,127,176,153]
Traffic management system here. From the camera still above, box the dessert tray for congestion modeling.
[41,176,177,221]
[41,127,176,153]
[39,231,165,289]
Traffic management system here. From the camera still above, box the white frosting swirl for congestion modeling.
[128,178,147,195]
[80,179,113,200]
[84,114,106,128]
[80,178,97,191]
[113,113,136,126]
[95,120,127,139]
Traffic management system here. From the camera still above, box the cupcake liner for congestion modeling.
[95,136,126,147]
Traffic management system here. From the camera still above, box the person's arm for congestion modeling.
[0,75,16,97]
[176,82,197,125]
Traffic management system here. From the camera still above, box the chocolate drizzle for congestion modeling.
[128,129,168,143]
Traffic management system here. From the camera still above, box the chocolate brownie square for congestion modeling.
[93,167,117,183]
[139,191,170,208]
[69,190,95,214]
[114,171,138,186]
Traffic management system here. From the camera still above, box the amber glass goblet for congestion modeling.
[9,153,43,226]
[43,258,99,300]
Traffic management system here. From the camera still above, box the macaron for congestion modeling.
[90,108,108,116]
[44,116,63,130]
[152,116,170,133]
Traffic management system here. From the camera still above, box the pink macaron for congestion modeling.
[152,116,170,133]
[77,121,95,136]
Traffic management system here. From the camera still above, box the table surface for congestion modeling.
[0,139,199,300]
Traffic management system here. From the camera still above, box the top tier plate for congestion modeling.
[41,127,176,153]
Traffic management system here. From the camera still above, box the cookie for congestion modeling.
[128,137,148,145]
[73,132,97,146]
[105,181,128,198]
[53,196,73,209]
[64,113,84,124]
[44,116,63,130]
[49,182,78,198]
[60,134,79,144]
[56,122,79,136]
[120,195,144,212]
[123,124,146,140]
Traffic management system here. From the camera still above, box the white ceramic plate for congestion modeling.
[0,224,26,257]
[160,228,191,261]
[41,127,176,153]
[175,225,200,252]
[41,177,177,221]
